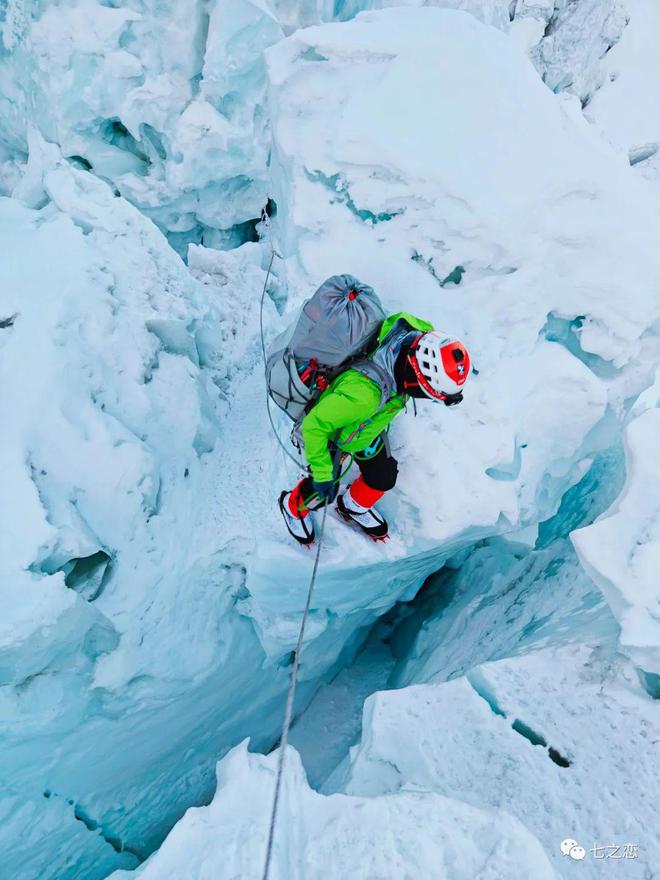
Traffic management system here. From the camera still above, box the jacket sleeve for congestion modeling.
[301,376,381,482]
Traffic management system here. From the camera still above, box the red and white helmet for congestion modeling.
[409,332,471,400]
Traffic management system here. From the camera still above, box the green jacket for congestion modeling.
[301,312,434,481]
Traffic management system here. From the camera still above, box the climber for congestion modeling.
[278,313,471,544]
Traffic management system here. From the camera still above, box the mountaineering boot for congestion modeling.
[279,491,315,546]
[336,492,389,541]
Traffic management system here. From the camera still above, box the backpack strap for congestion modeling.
[349,359,395,409]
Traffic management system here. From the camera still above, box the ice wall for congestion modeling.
[0,0,282,253]
[565,0,660,684]
[0,134,311,880]
[573,404,660,681]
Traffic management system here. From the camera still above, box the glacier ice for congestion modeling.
[516,0,627,103]
[0,0,626,256]
[1,1,660,879]
[0,138,303,880]
[111,741,560,880]
[0,0,282,252]
[100,6,660,878]
[573,408,660,682]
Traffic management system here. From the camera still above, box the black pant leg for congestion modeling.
[354,435,399,492]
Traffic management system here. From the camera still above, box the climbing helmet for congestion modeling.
[408,332,471,400]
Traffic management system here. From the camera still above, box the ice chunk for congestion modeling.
[572,408,660,677]
[266,7,660,365]
[260,6,660,590]
[523,0,627,103]
[109,740,559,880]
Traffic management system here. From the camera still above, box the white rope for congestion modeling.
[258,204,330,878]
[258,209,306,470]
[261,501,329,880]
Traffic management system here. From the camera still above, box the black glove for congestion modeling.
[443,391,463,407]
[312,479,338,503]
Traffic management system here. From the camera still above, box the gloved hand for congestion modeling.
[442,391,463,407]
[312,479,338,503]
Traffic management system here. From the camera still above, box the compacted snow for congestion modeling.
[1,1,659,879]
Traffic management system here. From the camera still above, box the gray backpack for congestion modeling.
[266,274,393,423]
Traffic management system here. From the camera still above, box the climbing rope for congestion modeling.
[258,205,328,877]
[261,500,329,880]
[258,208,307,470]
[257,206,351,876]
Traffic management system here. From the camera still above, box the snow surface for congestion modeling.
[2,1,660,878]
